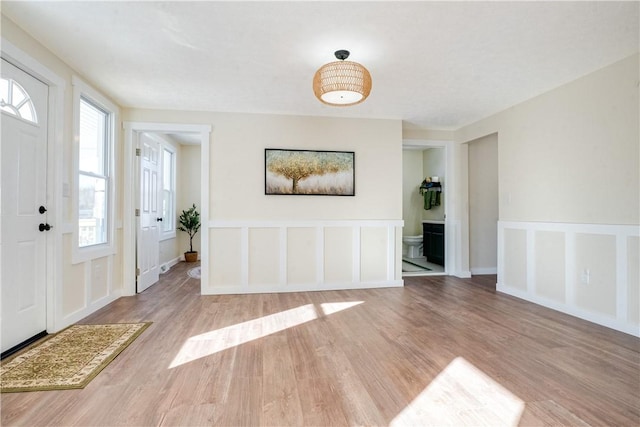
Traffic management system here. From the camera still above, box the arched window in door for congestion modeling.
[0,77,38,124]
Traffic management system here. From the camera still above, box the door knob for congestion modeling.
[156,217,163,222]
[39,223,52,232]
[39,205,47,214]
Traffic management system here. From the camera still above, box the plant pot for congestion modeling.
[184,251,198,263]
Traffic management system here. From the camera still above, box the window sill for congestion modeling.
[72,243,115,264]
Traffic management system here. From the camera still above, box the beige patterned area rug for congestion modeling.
[1,323,151,393]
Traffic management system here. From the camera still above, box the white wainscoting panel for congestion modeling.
[498,221,640,337]
[60,254,120,328]
[207,220,404,294]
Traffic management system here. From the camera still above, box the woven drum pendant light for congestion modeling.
[313,50,372,106]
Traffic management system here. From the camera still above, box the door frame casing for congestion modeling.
[123,122,211,296]
[1,38,66,333]
[401,139,451,276]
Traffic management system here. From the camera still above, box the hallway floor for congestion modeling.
[401,256,445,273]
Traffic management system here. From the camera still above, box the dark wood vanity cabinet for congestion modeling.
[423,223,445,266]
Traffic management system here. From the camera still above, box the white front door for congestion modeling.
[136,133,161,292]
[1,59,49,352]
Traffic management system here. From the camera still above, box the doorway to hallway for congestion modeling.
[123,122,211,296]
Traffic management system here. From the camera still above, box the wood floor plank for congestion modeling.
[262,335,304,426]
[2,264,638,426]
[518,400,591,427]
[298,378,350,426]
[214,376,263,426]
[318,346,387,426]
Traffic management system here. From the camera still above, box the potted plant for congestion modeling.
[178,203,201,262]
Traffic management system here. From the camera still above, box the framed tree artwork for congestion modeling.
[265,149,355,196]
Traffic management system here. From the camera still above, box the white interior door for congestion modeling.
[1,59,49,352]
[136,132,161,292]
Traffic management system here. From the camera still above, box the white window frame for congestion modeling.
[71,76,118,263]
[160,142,177,241]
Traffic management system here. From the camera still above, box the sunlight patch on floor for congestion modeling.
[390,357,524,426]
[319,301,363,315]
[169,301,363,368]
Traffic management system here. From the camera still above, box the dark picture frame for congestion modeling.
[265,149,355,196]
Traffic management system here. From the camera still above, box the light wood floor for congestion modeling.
[2,262,639,426]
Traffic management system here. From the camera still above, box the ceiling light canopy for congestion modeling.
[313,50,372,107]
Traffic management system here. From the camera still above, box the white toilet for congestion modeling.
[403,235,423,258]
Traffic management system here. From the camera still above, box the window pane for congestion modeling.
[162,189,172,232]
[18,103,34,122]
[79,98,107,175]
[11,81,26,105]
[79,174,108,247]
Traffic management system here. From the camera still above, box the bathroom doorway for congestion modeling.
[402,140,448,276]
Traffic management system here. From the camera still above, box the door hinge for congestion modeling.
[135,208,140,217]
[136,268,141,276]
[135,148,141,156]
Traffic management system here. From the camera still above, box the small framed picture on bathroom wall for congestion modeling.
[265,149,355,196]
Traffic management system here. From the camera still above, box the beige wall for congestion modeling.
[178,144,201,256]
[159,239,178,266]
[457,54,639,225]
[212,114,402,221]
[574,233,617,317]
[503,228,527,291]
[534,231,565,303]
[402,127,454,141]
[468,134,498,272]
[402,150,424,236]
[123,110,403,221]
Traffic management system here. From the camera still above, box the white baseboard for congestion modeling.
[57,293,120,332]
[498,282,639,338]
[160,257,181,273]
[202,280,404,295]
[498,220,640,338]
[471,267,497,275]
[455,270,472,278]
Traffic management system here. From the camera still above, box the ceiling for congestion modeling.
[165,132,201,145]
[3,1,638,130]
